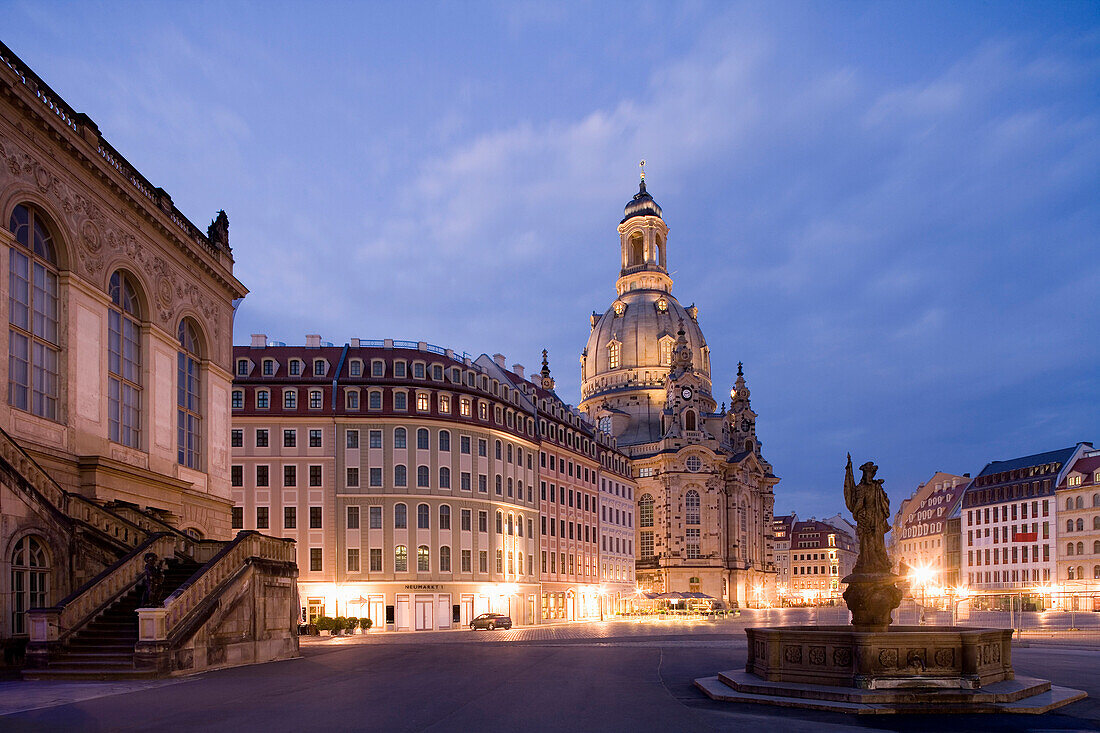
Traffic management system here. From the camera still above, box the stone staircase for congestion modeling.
[24,558,200,680]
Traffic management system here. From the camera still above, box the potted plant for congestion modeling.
[361,617,373,632]
[333,616,347,635]
[315,616,335,636]
[345,617,359,635]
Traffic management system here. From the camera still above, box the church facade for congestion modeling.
[579,176,778,606]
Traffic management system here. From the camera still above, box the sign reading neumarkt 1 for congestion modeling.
[403,584,445,591]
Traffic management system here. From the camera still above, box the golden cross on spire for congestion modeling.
[639,159,646,182]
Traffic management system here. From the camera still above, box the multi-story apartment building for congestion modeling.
[232,337,541,630]
[233,338,638,630]
[961,444,1091,600]
[596,431,637,615]
[785,519,857,601]
[890,472,969,588]
[1055,449,1100,611]
[772,514,796,598]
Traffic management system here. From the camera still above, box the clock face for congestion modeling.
[681,387,692,400]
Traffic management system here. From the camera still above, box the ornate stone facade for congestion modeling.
[580,177,777,606]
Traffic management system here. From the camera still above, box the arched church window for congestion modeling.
[11,535,49,635]
[684,410,696,432]
[608,342,620,370]
[598,416,611,434]
[8,204,60,420]
[108,271,143,448]
[685,490,700,524]
[639,494,654,528]
[177,319,203,469]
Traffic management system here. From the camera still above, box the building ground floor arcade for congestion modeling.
[299,578,641,631]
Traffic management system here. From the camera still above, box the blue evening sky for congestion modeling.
[4,2,1098,520]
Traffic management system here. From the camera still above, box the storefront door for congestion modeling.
[461,595,474,626]
[396,595,410,630]
[415,596,433,630]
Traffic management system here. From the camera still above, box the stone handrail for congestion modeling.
[29,532,180,644]
[66,495,148,548]
[0,40,226,260]
[149,531,295,640]
[0,425,66,510]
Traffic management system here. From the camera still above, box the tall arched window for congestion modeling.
[608,342,620,370]
[1077,542,1084,555]
[1077,518,1085,531]
[417,503,430,529]
[394,545,408,572]
[108,271,142,447]
[177,319,202,468]
[685,490,700,525]
[394,427,407,449]
[417,465,430,487]
[8,205,60,420]
[439,546,451,572]
[684,410,696,431]
[417,428,429,450]
[639,493,654,528]
[11,535,49,635]
[394,503,407,528]
[417,545,429,572]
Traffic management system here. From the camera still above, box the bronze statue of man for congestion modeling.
[844,454,892,574]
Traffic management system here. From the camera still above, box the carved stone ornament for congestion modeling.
[784,645,802,664]
[878,648,898,669]
[833,647,852,667]
[934,647,954,668]
[808,646,826,666]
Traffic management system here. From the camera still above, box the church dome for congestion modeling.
[580,289,711,404]
[621,180,663,223]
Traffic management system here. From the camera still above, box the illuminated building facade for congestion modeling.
[579,176,778,606]
[1055,449,1100,611]
[232,339,638,630]
[784,519,856,601]
[232,338,541,629]
[890,472,969,588]
[961,444,1091,598]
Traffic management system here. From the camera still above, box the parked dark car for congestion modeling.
[470,613,512,630]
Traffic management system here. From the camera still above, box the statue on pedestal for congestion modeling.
[841,455,902,630]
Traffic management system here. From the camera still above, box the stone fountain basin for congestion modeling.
[745,625,1013,689]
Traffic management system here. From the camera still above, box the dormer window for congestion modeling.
[613,301,626,316]
[349,359,362,377]
[413,362,425,379]
[284,390,297,409]
[416,393,430,412]
[608,341,621,370]
[655,297,668,312]
[313,359,326,376]
[432,364,443,380]
[256,389,270,409]
[289,359,302,376]
[346,389,359,410]
[262,359,275,376]
[309,390,323,409]
[372,360,385,377]
[236,359,249,376]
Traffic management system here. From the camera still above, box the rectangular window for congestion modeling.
[345,391,359,410]
[310,429,322,447]
[394,392,407,410]
[347,548,360,572]
[256,465,269,487]
[461,549,472,572]
[461,472,471,491]
[256,429,269,447]
[284,506,296,529]
[369,430,382,448]
[347,506,360,529]
[478,474,487,493]
[479,550,488,573]
[394,361,406,377]
[284,390,297,410]
[231,390,243,409]
[460,436,471,454]
[232,506,243,528]
[416,393,429,412]
[370,548,382,572]
[369,506,382,528]
[347,430,359,449]
[310,548,322,572]
[309,391,323,409]
[369,391,382,410]
[478,510,487,533]
[461,509,471,531]
[347,467,359,486]
[256,391,269,409]
[496,550,503,574]
[310,506,322,529]
[284,464,296,487]
[256,507,269,529]
[372,360,384,377]
[231,465,243,487]
[283,429,296,448]
[310,465,322,486]
[369,467,382,486]
[231,429,243,447]
[478,439,487,457]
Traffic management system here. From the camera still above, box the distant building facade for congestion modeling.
[890,472,969,588]
[784,519,857,602]
[1055,449,1100,611]
[961,444,1091,597]
[580,177,777,607]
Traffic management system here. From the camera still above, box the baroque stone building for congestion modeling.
[0,41,297,677]
[579,176,778,606]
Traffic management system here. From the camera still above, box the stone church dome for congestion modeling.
[580,178,713,443]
